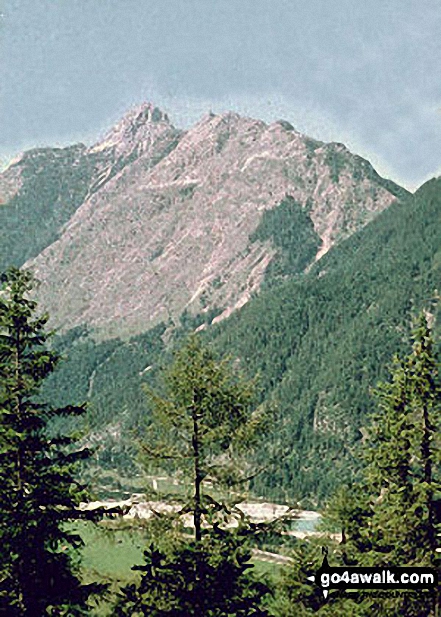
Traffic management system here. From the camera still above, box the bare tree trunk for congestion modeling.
[14,328,23,496]
[192,403,202,543]
[421,402,436,557]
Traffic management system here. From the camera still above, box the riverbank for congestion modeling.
[80,495,322,529]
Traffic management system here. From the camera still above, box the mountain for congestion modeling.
[0,104,181,274]
[2,102,425,502]
[0,103,407,339]
[206,176,441,501]
[42,175,440,504]
[0,144,95,271]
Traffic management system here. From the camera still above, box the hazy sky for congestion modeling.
[1,0,440,190]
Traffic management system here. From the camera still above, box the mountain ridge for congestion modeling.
[42,175,441,502]
[0,103,409,339]
[206,175,441,499]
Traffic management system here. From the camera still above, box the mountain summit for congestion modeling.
[89,102,175,158]
[0,104,408,338]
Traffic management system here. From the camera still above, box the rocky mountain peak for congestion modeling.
[2,104,408,340]
[84,103,182,195]
[116,102,171,130]
[88,102,176,158]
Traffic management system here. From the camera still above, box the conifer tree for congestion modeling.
[279,314,441,616]
[116,527,272,617]
[140,335,270,540]
[0,268,101,616]
[274,539,370,617]
[116,335,273,616]
[360,314,440,568]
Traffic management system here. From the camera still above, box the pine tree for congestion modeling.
[361,314,441,568]
[320,313,441,615]
[274,539,370,617]
[279,314,441,616]
[116,335,273,616]
[0,268,102,616]
[354,356,418,564]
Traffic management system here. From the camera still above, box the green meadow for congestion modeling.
[72,520,283,615]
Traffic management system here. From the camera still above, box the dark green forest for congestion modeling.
[249,195,321,286]
[1,268,440,615]
[0,146,98,270]
[207,177,441,500]
[38,177,441,504]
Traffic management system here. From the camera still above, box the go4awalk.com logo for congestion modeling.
[307,548,438,600]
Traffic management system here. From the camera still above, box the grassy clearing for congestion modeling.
[71,520,285,614]
[75,520,284,581]
[77,521,146,580]
[71,521,145,615]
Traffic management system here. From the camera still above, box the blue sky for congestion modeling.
[1,0,440,190]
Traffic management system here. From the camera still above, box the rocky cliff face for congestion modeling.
[86,103,182,195]
[0,103,408,339]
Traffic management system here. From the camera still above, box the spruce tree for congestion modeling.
[274,539,370,617]
[279,314,441,616]
[116,528,271,617]
[361,314,441,568]
[0,268,101,616]
[320,313,441,615]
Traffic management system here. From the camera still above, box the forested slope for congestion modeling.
[42,177,441,503]
[207,177,441,501]
[0,145,98,271]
